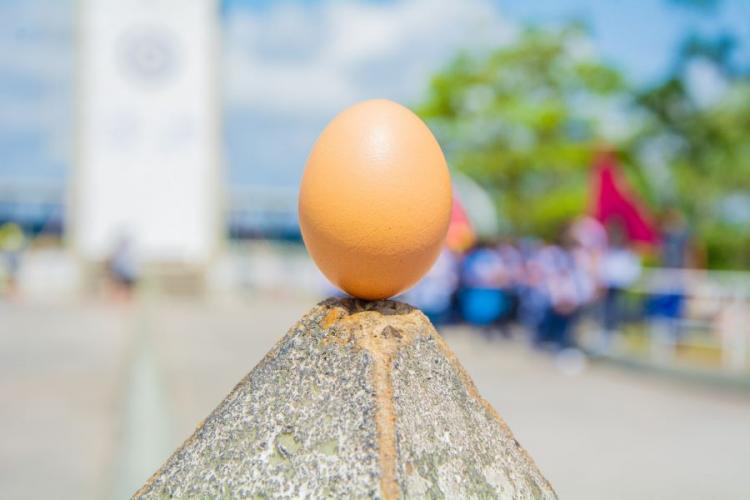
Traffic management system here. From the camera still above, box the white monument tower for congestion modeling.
[73,0,220,277]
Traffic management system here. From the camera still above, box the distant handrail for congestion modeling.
[603,267,750,374]
[630,268,750,299]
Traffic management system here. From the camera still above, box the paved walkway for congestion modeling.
[2,294,749,499]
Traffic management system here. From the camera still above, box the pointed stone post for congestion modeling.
[134,298,556,499]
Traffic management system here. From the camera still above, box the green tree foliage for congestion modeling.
[418,26,750,268]
[418,26,629,238]
[635,34,750,268]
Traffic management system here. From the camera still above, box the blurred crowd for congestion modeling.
[1,210,695,352]
[0,222,139,300]
[405,213,693,353]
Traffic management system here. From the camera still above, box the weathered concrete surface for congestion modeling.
[134,298,556,499]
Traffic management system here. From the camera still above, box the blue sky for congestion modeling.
[1,0,749,190]
[222,0,750,84]
[500,0,750,83]
[220,0,750,188]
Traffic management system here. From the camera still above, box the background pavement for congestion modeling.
[2,293,749,499]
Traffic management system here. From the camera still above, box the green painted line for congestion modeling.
[111,299,173,499]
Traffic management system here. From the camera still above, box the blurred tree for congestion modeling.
[635,34,750,267]
[419,26,750,268]
[418,26,632,238]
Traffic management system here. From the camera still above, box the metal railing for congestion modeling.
[596,268,750,375]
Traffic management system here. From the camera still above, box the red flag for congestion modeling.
[591,151,659,245]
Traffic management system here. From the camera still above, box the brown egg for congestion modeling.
[299,99,452,300]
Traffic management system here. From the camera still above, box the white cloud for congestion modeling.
[685,57,728,109]
[222,0,516,115]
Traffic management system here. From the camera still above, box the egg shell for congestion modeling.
[299,99,452,300]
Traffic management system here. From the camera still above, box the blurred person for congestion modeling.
[497,239,525,329]
[457,240,510,331]
[647,208,692,319]
[535,237,590,351]
[106,235,139,301]
[570,215,607,255]
[567,218,601,308]
[569,216,606,293]
[646,207,694,358]
[598,219,641,350]
[516,239,550,342]
[402,247,460,326]
[0,222,26,296]
[659,207,693,269]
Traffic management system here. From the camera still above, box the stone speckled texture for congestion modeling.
[134,298,556,499]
